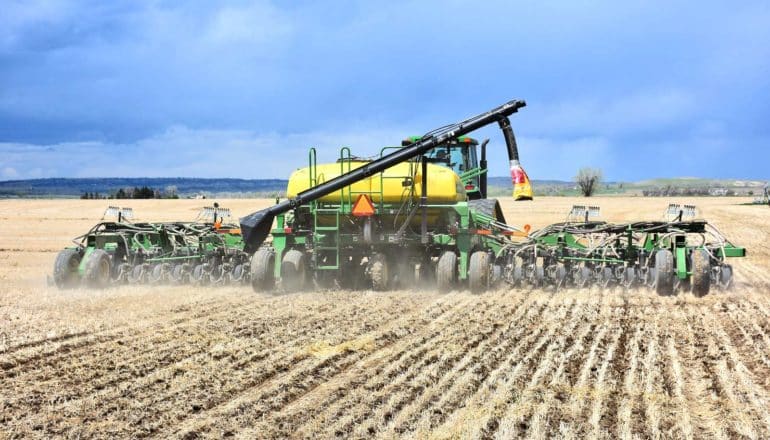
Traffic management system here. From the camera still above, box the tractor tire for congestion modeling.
[281,250,306,292]
[251,249,275,292]
[690,249,711,297]
[468,251,490,293]
[53,249,81,289]
[84,249,111,289]
[369,253,389,291]
[436,251,457,292]
[468,198,507,223]
[654,250,675,296]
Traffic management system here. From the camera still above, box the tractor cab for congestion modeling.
[402,136,487,199]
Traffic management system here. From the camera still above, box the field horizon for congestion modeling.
[0,176,766,199]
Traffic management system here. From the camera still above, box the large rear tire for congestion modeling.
[690,249,711,297]
[53,249,81,289]
[281,250,306,292]
[251,249,276,292]
[368,253,389,291]
[654,250,674,296]
[468,251,490,293]
[436,251,457,292]
[84,249,111,289]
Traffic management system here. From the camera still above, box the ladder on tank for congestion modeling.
[308,148,341,271]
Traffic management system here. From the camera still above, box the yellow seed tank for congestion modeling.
[286,161,466,204]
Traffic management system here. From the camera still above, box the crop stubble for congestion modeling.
[1,197,769,439]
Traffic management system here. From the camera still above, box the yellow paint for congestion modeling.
[287,161,465,204]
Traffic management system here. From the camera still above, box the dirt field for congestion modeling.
[1,197,769,439]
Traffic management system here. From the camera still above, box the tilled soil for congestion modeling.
[1,197,769,439]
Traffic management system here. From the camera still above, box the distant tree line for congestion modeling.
[81,186,179,199]
[641,186,736,197]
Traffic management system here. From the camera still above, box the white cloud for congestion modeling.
[204,3,293,46]
[0,124,422,180]
[1,166,19,179]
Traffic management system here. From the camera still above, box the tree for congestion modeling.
[165,185,178,199]
[133,186,155,199]
[575,167,603,197]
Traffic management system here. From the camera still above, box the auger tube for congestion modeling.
[240,99,527,253]
[498,117,519,161]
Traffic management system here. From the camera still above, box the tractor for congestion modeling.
[242,99,532,292]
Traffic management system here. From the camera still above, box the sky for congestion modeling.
[1,0,769,181]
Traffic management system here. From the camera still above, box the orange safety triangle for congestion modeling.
[351,194,376,217]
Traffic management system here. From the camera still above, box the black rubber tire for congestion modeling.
[149,264,164,284]
[251,249,275,292]
[209,265,224,284]
[690,249,711,297]
[192,264,207,286]
[576,267,592,288]
[281,249,306,292]
[601,267,614,287]
[53,249,82,289]
[468,251,491,293]
[128,265,145,284]
[436,251,457,292]
[369,253,389,291]
[231,264,245,283]
[171,264,185,284]
[533,264,545,287]
[553,263,567,289]
[654,250,675,296]
[624,267,636,288]
[512,265,523,286]
[84,249,111,289]
[467,198,507,223]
